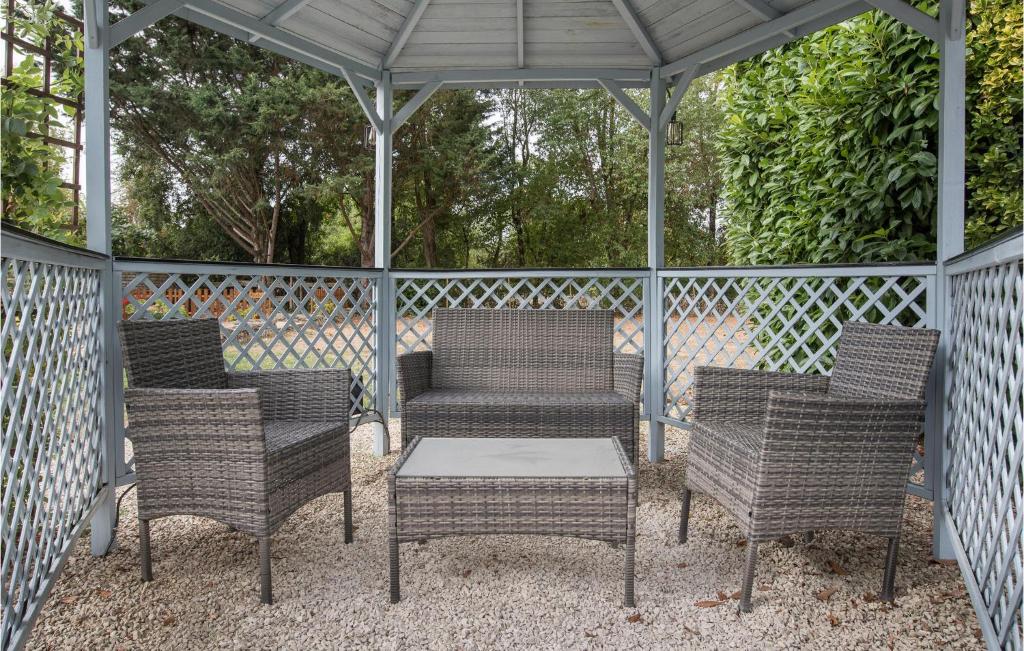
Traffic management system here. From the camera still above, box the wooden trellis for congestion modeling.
[1,0,84,231]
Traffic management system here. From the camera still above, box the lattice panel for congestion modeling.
[946,258,1023,650]
[661,272,932,486]
[2,257,104,649]
[121,270,378,416]
[392,273,646,411]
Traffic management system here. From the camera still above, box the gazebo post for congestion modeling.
[84,0,117,555]
[373,71,394,456]
[646,66,666,462]
[931,0,966,559]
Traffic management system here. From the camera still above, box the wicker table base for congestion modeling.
[387,437,638,606]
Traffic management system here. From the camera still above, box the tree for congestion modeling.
[109,6,346,263]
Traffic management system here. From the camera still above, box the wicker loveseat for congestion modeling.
[396,308,644,466]
[118,319,353,605]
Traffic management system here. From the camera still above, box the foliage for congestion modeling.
[721,1,1022,265]
[720,7,940,266]
[964,0,1023,246]
[1,1,84,243]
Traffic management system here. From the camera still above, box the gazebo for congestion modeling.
[2,0,1020,648]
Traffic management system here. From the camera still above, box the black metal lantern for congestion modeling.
[363,124,377,150]
[666,112,683,146]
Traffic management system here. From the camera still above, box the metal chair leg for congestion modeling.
[343,488,354,544]
[259,536,273,605]
[679,488,691,543]
[139,519,152,582]
[739,540,758,613]
[880,535,899,602]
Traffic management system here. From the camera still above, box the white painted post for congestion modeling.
[84,0,117,555]
[647,67,666,462]
[372,71,393,456]
[932,0,966,560]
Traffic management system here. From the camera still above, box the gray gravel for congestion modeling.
[29,424,982,650]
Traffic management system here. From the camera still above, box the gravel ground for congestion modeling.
[29,424,982,650]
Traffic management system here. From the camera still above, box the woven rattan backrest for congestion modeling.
[118,319,227,389]
[828,321,940,401]
[431,308,614,392]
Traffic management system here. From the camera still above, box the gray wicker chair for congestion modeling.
[118,319,353,605]
[397,308,644,466]
[678,321,939,612]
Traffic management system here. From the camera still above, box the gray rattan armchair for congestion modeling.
[118,319,353,605]
[397,308,644,467]
[678,322,939,612]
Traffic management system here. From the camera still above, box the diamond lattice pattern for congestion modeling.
[2,257,104,647]
[121,270,378,416]
[946,259,1023,650]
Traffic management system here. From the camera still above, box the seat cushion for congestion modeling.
[686,419,763,530]
[403,390,636,463]
[263,420,349,530]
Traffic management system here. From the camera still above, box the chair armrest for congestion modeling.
[227,368,351,422]
[397,351,432,406]
[614,353,644,403]
[753,391,926,534]
[692,366,829,424]
[124,387,266,462]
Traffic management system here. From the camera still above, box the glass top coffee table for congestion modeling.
[387,436,638,606]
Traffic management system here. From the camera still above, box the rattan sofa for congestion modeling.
[118,319,353,605]
[396,308,644,466]
[679,321,940,612]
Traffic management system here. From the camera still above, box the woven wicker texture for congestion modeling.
[431,308,614,391]
[388,436,637,606]
[397,309,642,466]
[681,321,939,612]
[117,319,353,604]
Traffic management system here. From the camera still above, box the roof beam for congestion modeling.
[392,67,651,86]
[731,0,796,38]
[392,81,442,133]
[342,68,382,131]
[659,65,700,131]
[660,0,863,78]
[258,0,313,27]
[134,0,380,81]
[109,0,186,47]
[181,0,380,80]
[864,0,940,40]
[610,0,661,64]
[383,0,431,68]
[598,79,650,131]
[516,0,525,68]
[687,0,870,75]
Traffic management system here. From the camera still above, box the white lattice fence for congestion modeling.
[2,233,105,650]
[945,233,1023,651]
[391,271,647,412]
[117,261,380,417]
[659,265,936,490]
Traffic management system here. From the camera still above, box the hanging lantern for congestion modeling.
[363,124,377,150]
[666,111,683,146]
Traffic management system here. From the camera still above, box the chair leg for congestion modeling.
[803,531,814,544]
[343,487,354,544]
[739,540,758,613]
[679,488,691,544]
[880,535,899,602]
[139,519,153,582]
[259,536,273,605]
